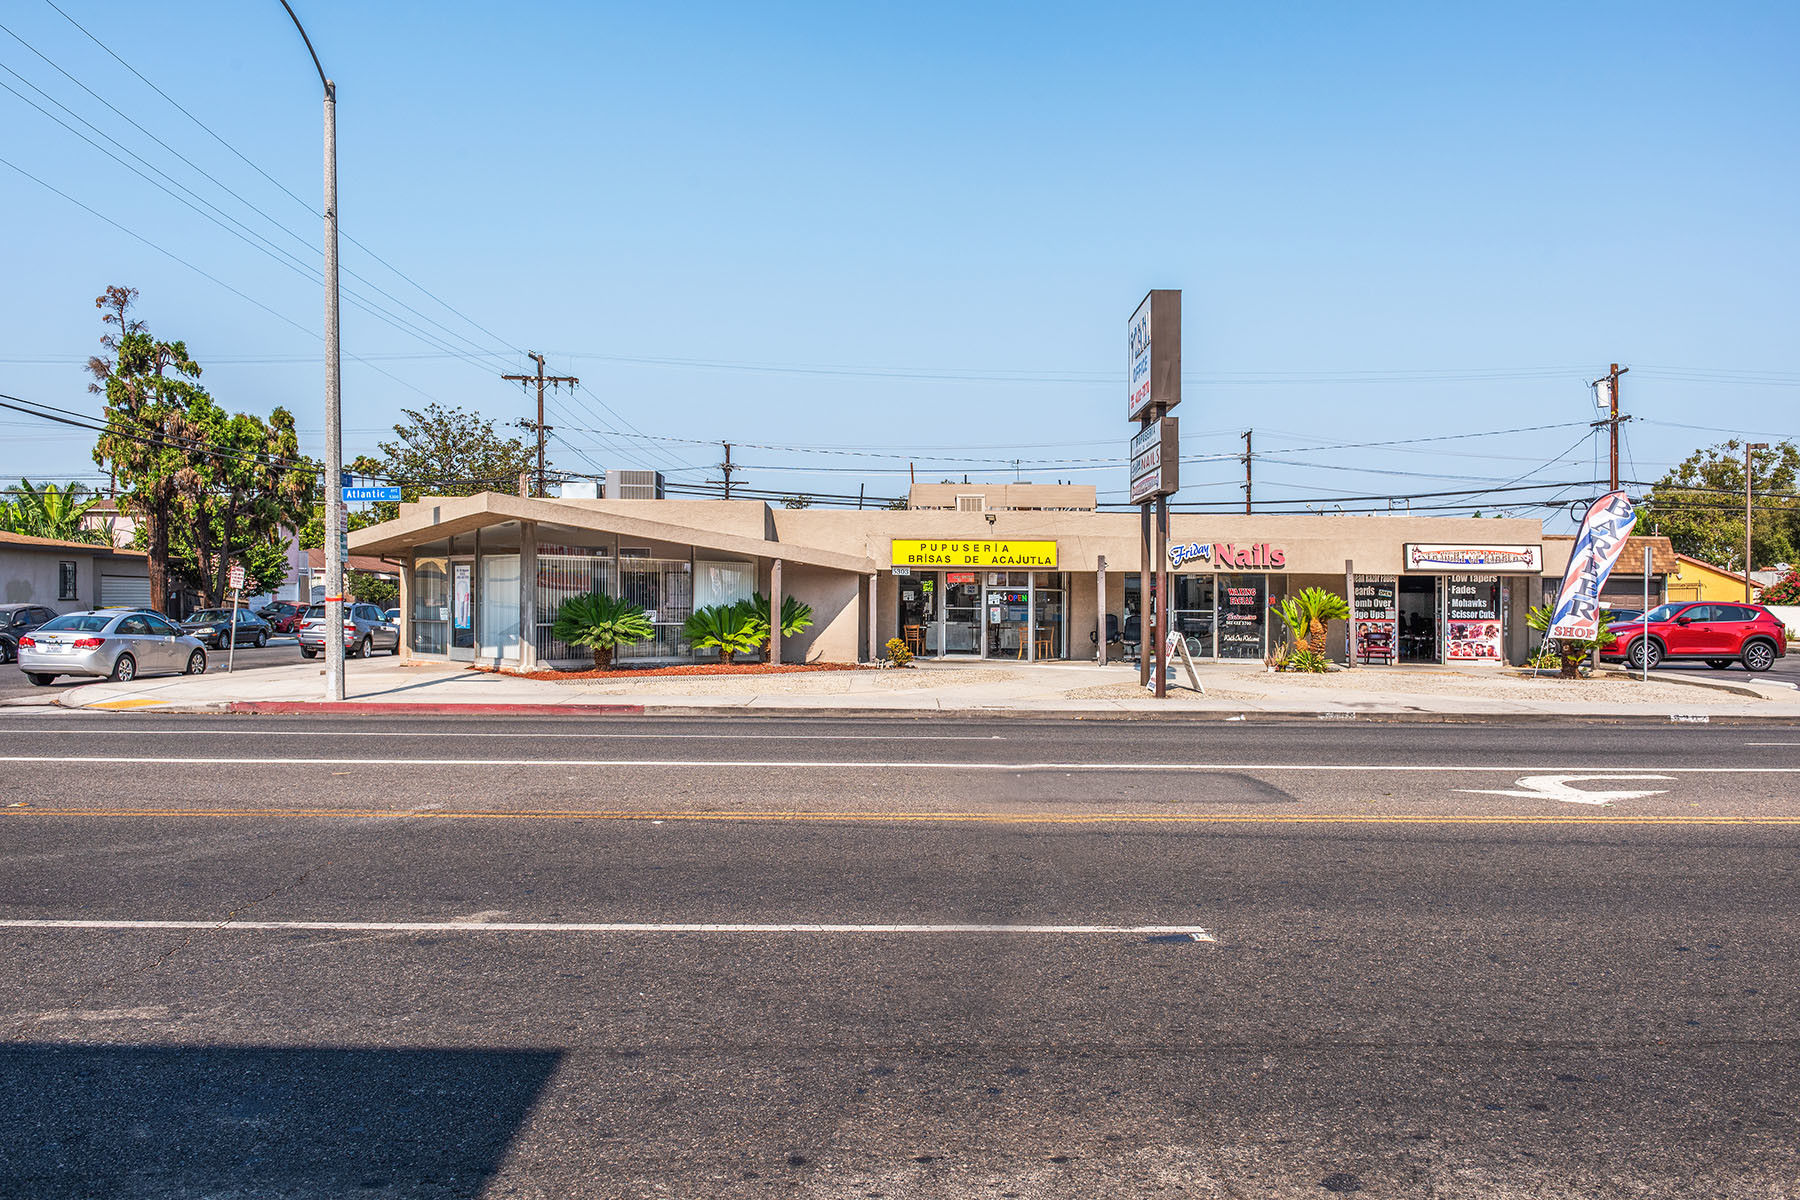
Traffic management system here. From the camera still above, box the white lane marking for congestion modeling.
[1457,774,1675,806]
[0,756,1794,773]
[0,730,1007,741]
[0,919,1214,939]
[1745,742,1800,746]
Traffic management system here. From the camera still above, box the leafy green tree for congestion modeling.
[377,403,535,501]
[87,286,208,612]
[1642,439,1800,570]
[347,570,399,610]
[0,480,105,543]
[552,592,654,669]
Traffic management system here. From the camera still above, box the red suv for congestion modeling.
[1601,601,1788,672]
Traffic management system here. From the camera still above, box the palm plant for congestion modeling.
[1526,605,1614,679]
[1293,586,1351,653]
[684,601,764,664]
[1271,595,1310,649]
[551,591,654,669]
[0,479,104,543]
[748,592,815,640]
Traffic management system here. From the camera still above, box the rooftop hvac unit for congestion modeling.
[558,479,600,500]
[606,470,665,500]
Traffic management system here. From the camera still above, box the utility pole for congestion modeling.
[502,352,577,497]
[1591,363,1629,492]
[716,442,737,499]
[1241,430,1253,514]
[1746,442,1768,602]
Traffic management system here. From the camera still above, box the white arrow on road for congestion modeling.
[1457,774,1674,806]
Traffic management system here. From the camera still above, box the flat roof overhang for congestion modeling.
[347,492,880,575]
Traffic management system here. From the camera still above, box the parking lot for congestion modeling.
[0,637,309,703]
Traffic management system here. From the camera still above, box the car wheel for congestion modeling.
[255,630,268,648]
[1628,639,1661,671]
[110,653,136,682]
[26,672,56,687]
[1705,659,1732,670]
[355,636,372,660]
[1743,641,1777,673]
[185,650,207,675]
[0,641,12,664]
[300,646,317,659]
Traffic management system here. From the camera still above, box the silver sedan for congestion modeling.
[17,608,208,686]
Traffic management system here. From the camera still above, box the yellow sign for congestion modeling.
[890,539,1058,568]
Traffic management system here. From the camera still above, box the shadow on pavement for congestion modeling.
[0,1043,562,1198]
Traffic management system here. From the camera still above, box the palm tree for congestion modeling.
[684,602,763,664]
[1293,586,1351,653]
[0,480,104,543]
[551,592,654,669]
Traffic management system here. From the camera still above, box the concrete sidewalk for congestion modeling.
[46,656,1800,719]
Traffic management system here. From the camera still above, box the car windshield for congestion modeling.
[39,614,110,633]
[1641,604,1684,623]
[187,609,228,622]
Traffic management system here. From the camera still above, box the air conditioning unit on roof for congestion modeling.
[606,470,665,500]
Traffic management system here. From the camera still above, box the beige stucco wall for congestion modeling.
[778,564,863,663]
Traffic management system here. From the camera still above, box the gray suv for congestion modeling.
[298,603,400,659]
[17,608,208,686]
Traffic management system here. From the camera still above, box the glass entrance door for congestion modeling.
[942,572,981,655]
[984,573,1030,657]
[1172,575,1215,657]
[449,557,475,661]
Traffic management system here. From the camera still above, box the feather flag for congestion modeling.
[1548,490,1638,641]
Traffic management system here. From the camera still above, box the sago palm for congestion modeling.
[683,602,763,664]
[749,592,815,638]
[552,591,654,669]
[1293,586,1350,653]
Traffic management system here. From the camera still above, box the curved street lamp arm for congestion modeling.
[277,0,330,94]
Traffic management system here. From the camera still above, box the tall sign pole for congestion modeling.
[1128,290,1181,699]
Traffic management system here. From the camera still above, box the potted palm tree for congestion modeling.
[551,592,654,669]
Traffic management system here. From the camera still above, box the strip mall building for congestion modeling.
[350,483,1669,670]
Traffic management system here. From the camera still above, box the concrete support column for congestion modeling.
[1096,554,1108,666]
[519,520,538,670]
[868,572,879,663]
[770,558,783,666]
[399,557,415,663]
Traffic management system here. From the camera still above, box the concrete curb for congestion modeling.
[1593,667,1780,701]
[38,699,1800,725]
[226,701,646,717]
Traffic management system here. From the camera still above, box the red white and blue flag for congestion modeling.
[1548,490,1638,641]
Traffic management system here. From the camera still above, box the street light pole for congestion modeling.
[1746,442,1768,603]
[279,2,345,700]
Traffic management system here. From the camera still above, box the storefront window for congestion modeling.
[1172,575,1214,657]
[1445,575,1503,662]
[1353,575,1397,665]
[1217,574,1267,659]
[1397,577,1437,663]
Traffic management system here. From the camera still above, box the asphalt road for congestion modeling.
[2,714,1798,1197]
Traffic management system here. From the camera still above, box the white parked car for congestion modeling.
[16,608,208,686]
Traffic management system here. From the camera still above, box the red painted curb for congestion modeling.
[227,702,645,716]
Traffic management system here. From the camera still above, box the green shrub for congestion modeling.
[885,637,913,667]
[553,592,654,669]
[749,592,814,640]
[684,602,764,664]
[1286,646,1330,673]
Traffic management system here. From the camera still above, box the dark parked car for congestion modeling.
[180,607,273,650]
[257,600,308,633]
[1601,601,1788,672]
[0,604,58,664]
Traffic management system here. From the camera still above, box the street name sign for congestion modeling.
[343,486,403,503]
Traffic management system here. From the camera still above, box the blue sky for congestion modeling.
[3,1,1796,526]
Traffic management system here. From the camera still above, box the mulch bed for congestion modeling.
[477,662,862,682]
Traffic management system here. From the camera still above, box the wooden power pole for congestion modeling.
[502,352,578,497]
[1592,363,1629,492]
[1241,430,1253,514]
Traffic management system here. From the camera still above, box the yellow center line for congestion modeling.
[3,807,1798,826]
